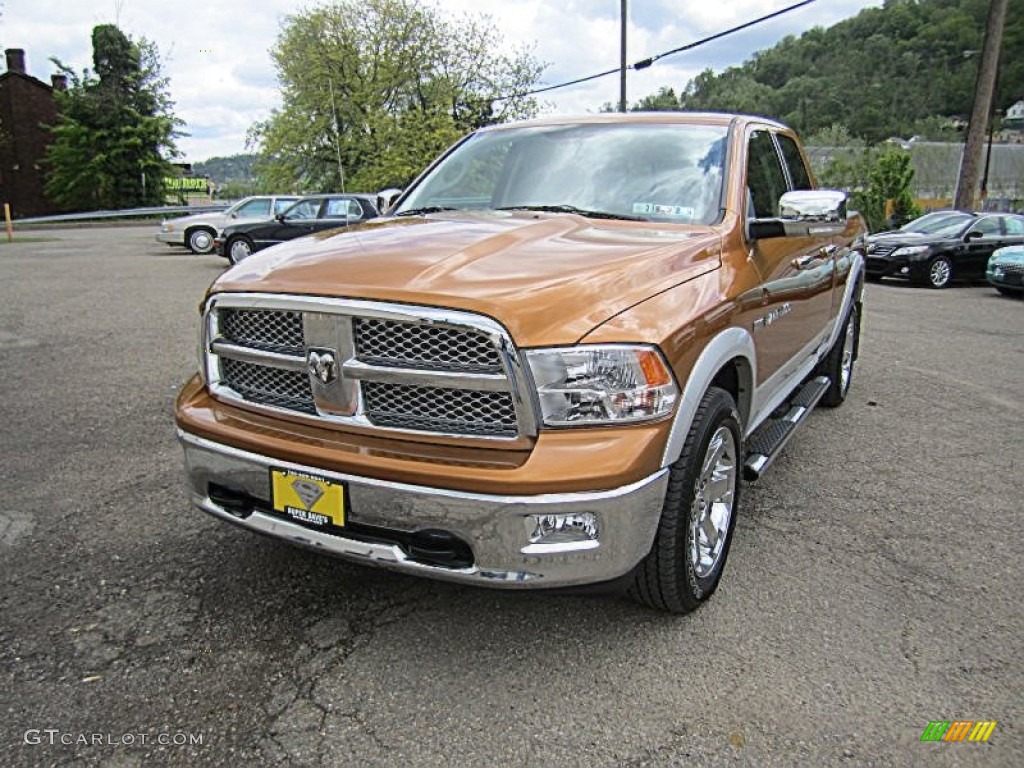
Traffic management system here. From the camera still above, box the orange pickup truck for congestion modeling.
[175,113,866,613]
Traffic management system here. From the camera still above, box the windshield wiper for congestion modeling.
[495,205,645,221]
[394,206,459,217]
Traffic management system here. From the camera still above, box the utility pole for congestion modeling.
[619,0,627,113]
[954,0,1008,211]
[327,78,346,193]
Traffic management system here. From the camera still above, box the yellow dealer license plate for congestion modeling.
[270,468,345,529]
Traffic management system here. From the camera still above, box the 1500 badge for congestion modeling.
[753,302,793,331]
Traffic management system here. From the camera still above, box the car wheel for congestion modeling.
[186,227,215,255]
[629,387,742,614]
[926,255,953,289]
[817,302,860,408]
[227,236,254,265]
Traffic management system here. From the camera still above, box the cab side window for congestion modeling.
[777,134,812,190]
[273,198,299,215]
[999,215,1024,236]
[969,217,1002,238]
[235,199,271,217]
[747,130,788,218]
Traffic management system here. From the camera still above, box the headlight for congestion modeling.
[525,345,678,426]
[891,245,930,258]
[161,222,173,232]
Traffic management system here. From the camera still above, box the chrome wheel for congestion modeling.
[840,307,857,394]
[689,425,738,578]
[229,238,252,264]
[929,257,951,288]
[188,229,214,254]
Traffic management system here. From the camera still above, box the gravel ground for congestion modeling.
[1,226,1020,767]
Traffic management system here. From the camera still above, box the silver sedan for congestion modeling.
[156,195,300,254]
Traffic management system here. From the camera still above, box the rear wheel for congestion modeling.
[818,303,860,408]
[227,236,254,265]
[186,227,215,255]
[629,387,742,614]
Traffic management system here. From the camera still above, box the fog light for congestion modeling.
[523,512,599,554]
[900,266,910,275]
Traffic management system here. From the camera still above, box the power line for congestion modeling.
[493,0,818,103]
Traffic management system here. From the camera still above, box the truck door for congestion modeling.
[746,129,835,386]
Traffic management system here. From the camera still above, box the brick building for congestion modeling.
[0,49,65,217]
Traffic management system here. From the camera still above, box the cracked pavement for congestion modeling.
[1,227,1020,766]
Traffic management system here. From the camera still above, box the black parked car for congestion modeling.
[216,194,379,264]
[865,210,1024,288]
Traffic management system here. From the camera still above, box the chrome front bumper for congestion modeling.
[177,430,669,588]
[155,231,184,246]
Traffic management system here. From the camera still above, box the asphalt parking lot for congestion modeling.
[1,225,1020,767]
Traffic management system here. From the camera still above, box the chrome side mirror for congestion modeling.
[377,188,403,214]
[749,190,849,239]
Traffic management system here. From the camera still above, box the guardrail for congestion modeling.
[12,203,231,226]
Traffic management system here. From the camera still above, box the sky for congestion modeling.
[2,0,882,163]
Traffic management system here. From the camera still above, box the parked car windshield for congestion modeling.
[395,122,729,225]
[900,211,973,236]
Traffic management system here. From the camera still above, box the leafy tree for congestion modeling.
[44,25,181,210]
[250,0,545,192]
[860,147,921,231]
[627,0,1024,143]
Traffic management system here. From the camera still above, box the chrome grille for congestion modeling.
[998,263,1024,276]
[207,296,532,440]
[363,383,517,437]
[868,244,897,257]
[220,309,304,355]
[354,318,501,372]
[220,358,315,414]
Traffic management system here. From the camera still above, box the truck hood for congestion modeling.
[212,211,721,346]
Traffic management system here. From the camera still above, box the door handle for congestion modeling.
[792,245,838,270]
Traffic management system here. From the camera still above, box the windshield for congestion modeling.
[395,123,728,225]
[900,211,973,236]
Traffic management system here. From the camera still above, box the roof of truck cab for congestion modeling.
[478,112,791,132]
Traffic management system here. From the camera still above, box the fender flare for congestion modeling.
[660,327,756,468]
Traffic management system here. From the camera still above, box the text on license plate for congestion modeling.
[270,468,345,528]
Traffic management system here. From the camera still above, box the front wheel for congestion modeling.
[925,255,953,289]
[629,387,742,614]
[227,236,254,265]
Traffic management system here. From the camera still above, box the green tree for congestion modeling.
[44,24,181,210]
[849,147,921,232]
[250,0,544,192]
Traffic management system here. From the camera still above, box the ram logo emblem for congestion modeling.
[307,348,338,385]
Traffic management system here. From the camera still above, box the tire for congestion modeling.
[186,227,215,255]
[925,255,953,289]
[227,236,254,265]
[629,387,742,614]
[817,302,860,408]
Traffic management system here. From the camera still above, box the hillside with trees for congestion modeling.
[629,0,1024,143]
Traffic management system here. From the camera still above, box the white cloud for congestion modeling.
[2,0,881,162]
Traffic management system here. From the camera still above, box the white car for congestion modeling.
[156,195,300,254]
